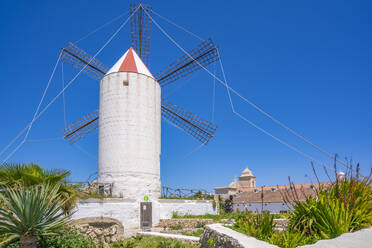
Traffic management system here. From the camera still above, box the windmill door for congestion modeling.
[140,202,152,230]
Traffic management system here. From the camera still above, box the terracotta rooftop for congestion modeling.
[233,182,331,203]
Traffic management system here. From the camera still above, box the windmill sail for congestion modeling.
[64,110,99,144]
[130,3,152,67]
[161,99,217,144]
[155,38,219,87]
[61,43,217,144]
[61,42,108,80]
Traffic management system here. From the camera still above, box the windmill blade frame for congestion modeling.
[64,110,99,144]
[61,42,108,80]
[161,99,217,144]
[155,38,219,88]
[130,3,152,67]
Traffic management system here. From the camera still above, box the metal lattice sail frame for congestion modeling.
[61,42,108,80]
[64,110,99,144]
[161,99,216,144]
[61,3,219,144]
[130,3,152,66]
[155,38,219,87]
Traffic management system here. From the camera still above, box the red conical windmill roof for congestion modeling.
[106,47,153,78]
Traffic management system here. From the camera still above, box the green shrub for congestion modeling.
[221,195,233,213]
[171,211,233,222]
[287,174,372,239]
[170,225,183,230]
[196,221,206,228]
[232,211,276,240]
[182,229,204,237]
[269,230,318,248]
[207,237,216,248]
[110,235,199,248]
[3,228,97,248]
[172,211,181,218]
[39,228,99,248]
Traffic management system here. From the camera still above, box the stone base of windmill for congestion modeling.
[71,198,216,239]
[70,217,124,247]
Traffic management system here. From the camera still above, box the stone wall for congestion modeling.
[70,217,124,247]
[158,228,203,236]
[157,219,214,229]
[200,224,278,248]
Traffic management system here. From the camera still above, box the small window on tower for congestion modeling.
[123,80,129,86]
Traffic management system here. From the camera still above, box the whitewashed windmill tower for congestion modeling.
[61,3,218,200]
[99,48,161,199]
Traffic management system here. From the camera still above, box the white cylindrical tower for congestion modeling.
[98,47,161,200]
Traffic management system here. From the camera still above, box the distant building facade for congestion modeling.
[214,167,256,196]
[214,167,330,213]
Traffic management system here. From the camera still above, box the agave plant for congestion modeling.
[0,163,79,213]
[286,166,372,239]
[232,211,276,240]
[0,184,69,248]
[269,230,319,248]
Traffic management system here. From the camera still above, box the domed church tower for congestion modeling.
[238,167,256,188]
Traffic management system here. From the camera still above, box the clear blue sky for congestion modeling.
[0,0,371,191]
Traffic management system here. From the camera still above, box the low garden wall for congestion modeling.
[200,223,278,248]
[201,224,372,248]
[298,226,372,248]
[157,218,214,229]
[70,217,124,246]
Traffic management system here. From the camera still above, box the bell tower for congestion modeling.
[238,167,256,188]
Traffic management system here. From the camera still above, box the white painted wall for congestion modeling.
[72,199,140,230]
[71,199,216,232]
[155,199,217,220]
[98,72,161,200]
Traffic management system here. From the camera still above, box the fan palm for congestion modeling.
[0,184,69,248]
[0,163,78,213]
